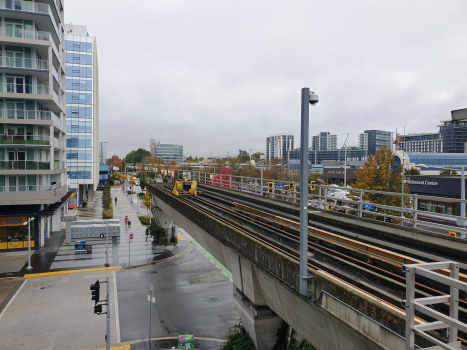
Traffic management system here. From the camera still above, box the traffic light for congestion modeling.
[289,183,294,191]
[310,181,316,191]
[268,182,274,193]
[90,280,100,305]
[94,304,102,314]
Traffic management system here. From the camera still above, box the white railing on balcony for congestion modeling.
[0,0,59,36]
[0,56,48,70]
[0,182,61,192]
[0,160,51,171]
[0,134,50,145]
[0,109,52,120]
[0,82,49,95]
[0,26,50,41]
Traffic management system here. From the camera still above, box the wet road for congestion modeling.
[116,243,239,342]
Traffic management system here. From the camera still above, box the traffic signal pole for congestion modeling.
[106,277,110,350]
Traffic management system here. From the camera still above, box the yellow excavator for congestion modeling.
[172,180,200,197]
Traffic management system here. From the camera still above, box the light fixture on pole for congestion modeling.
[401,156,406,225]
[23,217,35,270]
[299,88,319,297]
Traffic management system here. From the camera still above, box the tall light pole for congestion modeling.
[23,217,35,270]
[299,88,319,296]
[401,156,406,225]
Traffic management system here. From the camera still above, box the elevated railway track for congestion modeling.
[156,183,467,346]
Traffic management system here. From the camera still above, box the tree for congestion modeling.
[237,149,250,163]
[124,148,151,164]
[406,167,420,175]
[109,155,122,168]
[440,169,458,175]
[353,147,410,220]
[113,172,123,181]
[252,152,264,161]
[140,173,147,190]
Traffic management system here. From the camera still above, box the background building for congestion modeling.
[156,142,185,163]
[266,133,294,163]
[289,149,367,165]
[0,0,68,251]
[312,132,337,151]
[98,141,107,164]
[439,108,467,153]
[150,139,157,158]
[397,133,442,153]
[98,165,108,187]
[359,130,393,155]
[65,24,99,208]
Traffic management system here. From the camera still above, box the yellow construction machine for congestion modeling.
[172,180,200,196]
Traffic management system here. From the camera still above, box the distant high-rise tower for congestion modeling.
[358,130,392,155]
[312,132,337,151]
[266,133,294,163]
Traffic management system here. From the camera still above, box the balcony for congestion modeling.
[0,82,49,95]
[0,25,50,41]
[0,182,60,192]
[0,160,50,170]
[0,55,48,70]
[53,160,64,169]
[0,109,60,123]
[0,0,59,39]
[0,134,50,146]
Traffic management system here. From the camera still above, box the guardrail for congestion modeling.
[181,171,467,239]
[0,82,49,95]
[0,183,59,192]
[0,134,50,145]
[0,160,50,170]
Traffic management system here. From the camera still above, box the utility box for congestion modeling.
[178,335,195,350]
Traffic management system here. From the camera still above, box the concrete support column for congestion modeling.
[233,289,283,350]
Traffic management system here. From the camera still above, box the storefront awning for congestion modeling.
[35,191,76,216]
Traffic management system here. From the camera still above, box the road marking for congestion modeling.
[0,279,27,321]
[113,270,121,343]
[176,233,185,241]
[191,239,232,280]
[24,266,122,278]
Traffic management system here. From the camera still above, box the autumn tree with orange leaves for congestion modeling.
[352,147,411,221]
[109,155,122,168]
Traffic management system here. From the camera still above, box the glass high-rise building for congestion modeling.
[156,142,185,163]
[64,24,99,208]
[0,0,68,251]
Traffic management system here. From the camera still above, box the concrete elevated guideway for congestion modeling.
[147,183,412,350]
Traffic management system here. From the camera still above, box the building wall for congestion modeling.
[362,130,393,155]
[64,24,99,205]
[399,133,442,153]
[440,119,467,153]
[289,149,367,165]
[156,143,185,163]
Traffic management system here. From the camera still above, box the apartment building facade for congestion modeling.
[359,130,393,155]
[311,132,337,151]
[266,133,294,163]
[0,0,68,251]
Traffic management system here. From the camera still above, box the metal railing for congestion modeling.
[0,160,50,170]
[0,182,60,192]
[402,261,466,350]
[0,26,50,41]
[0,134,50,145]
[0,109,54,120]
[0,82,49,95]
[0,56,48,70]
[182,171,467,238]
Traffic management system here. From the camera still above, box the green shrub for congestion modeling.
[170,234,178,245]
[220,323,255,350]
[138,215,150,225]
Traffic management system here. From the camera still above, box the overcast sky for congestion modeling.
[65,0,467,159]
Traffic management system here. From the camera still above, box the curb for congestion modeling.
[77,336,227,350]
[24,266,122,278]
[123,242,194,270]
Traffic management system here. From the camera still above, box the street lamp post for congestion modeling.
[23,217,35,270]
[401,156,406,226]
[299,88,319,297]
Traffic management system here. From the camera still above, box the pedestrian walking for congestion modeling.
[125,215,129,226]
[115,197,117,205]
